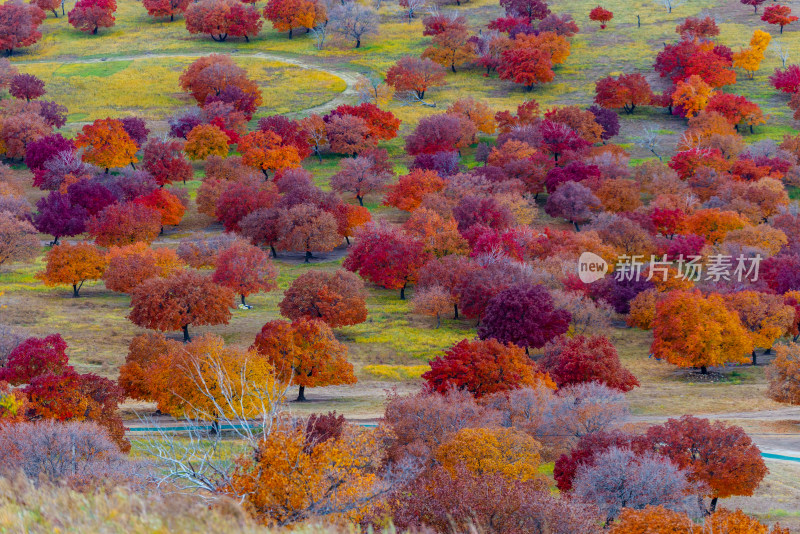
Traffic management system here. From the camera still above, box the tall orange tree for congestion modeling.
[75,118,138,172]
[36,242,107,297]
[722,291,794,365]
[238,130,301,178]
[251,317,356,401]
[651,290,752,373]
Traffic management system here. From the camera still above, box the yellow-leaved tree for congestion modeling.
[732,30,771,79]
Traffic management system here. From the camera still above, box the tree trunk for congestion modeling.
[160,226,164,235]
[781,25,784,34]
[183,325,191,343]
[297,385,306,402]
[451,64,456,74]
[345,236,350,245]
[270,245,277,258]
[765,346,772,355]
[453,303,459,320]
[752,350,757,366]
[93,26,98,35]
[355,38,361,48]
[700,366,707,374]
[244,35,249,42]
[435,315,441,329]
[262,169,269,179]
[210,419,220,434]
[289,28,293,38]
[574,222,581,232]
[241,294,246,306]
[170,13,174,21]
[72,283,80,298]
[400,284,406,300]
[304,250,312,263]
[52,9,58,17]
[357,195,364,206]
[315,150,322,163]
[710,497,718,512]
[53,236,60,245]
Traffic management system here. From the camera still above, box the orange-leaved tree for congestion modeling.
[278,269,367,327]
[238,130,301,178]
[133,188,186,232]
[140,333,279,419]
[435,427,543,481]
[722,291,795,365]
[651,290,752,373]
[103,242,185,293]
[251,317,356,401]
[74,118,138,172]
[671,75,714,118]
[224,423,381,527]
[129,269,235,342]
[646,415,768,513]
[36,242,107,297]
[184,124,230,160]
[766,343,800,405]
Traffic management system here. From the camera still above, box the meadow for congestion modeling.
[2,0,800,527]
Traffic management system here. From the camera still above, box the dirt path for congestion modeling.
[13,51,362,124]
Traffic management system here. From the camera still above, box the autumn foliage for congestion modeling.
[251,318,356,401]
[423,338,555,398]
[129,269,234,341]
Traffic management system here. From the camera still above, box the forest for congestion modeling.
[1,0,800,530]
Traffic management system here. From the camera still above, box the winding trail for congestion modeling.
[12,50,363,124]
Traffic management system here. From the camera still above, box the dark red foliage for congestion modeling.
[762,254,800,294]
[66,179,117,217]
[545,160,601,192]
[25,134,74,172]
[168,109,204,139]
[215,180,279,232]
[9,73,45,102]
[405,114,469,155]
[538,120,590,161]
[452,194,515,233]
[119,117,149,149]
[142,138,193,186]
[554,430,650,492]
[588,276,654,314]
[650,207,686,238]
[499,0,550,23]
[540,335,639,392]
[0,334,71,385]
[37,101,68,129]
[423,338,546,397]
[478,284,571,350]
[258,115,312,160]
[342,222,430,299]
[410,151,461,176]
[304,411,346,448]
[206,85,259,120]
[661,233,707,258]
[33,191,88,243]
[587,105,619,140]
[538,13,580,36]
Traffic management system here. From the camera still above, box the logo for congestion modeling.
[578,252,608,284]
